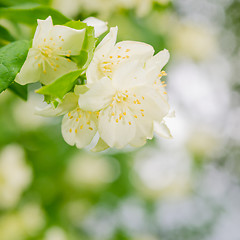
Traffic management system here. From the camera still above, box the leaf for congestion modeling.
[8,82,28,100]
[0,0,50,7]
[0,40,30,93]
[0,5,70,25]
[36,70,83,99]
[65,20,97,69]
[0,25,15,47]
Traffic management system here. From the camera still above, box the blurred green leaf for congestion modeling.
[0,40,30,94]
[65,21,97,69]
[8,82,28,100]
[0,25,15,47]
[36,70,83,99]
[0,5,70,25]
[0,0,50,7]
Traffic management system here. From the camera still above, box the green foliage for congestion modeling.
[0,5,70,25]
[36,70,83,99]
[0,0,50,7]
[0,25,15,47]
[65,21,97,69]
[8,82,28,100]
[0,40,30,94]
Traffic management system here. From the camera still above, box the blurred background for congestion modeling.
[0,0,240,239]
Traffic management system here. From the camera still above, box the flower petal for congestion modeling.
[33,16,53,48]
[112,59,144,89]
[145,49,170,73]
[130,117,154,147]
[51,25,86,55]
[86,27,118,84]
[98,106,136,149]
[83,17,108,37]
[113,40,154,62]
[154,121,173,139]
[61,109,97,148]
[79,77,115,112]
[132,85,170,122]
[40,56,78,85]
[15,48,41,85]
[35,92,78,117]
[95,27,118,55]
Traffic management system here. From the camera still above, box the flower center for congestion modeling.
[99,49,131,77]
[109,90,146,125]
[34,36,71,74]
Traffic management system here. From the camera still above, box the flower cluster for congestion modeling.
[16,16,173,151]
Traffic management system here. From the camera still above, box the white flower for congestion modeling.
[83,17,108,37]
[79,49,171,148]
[86,27,155,84]
[36,90,99,149]
[0,145,32,209]
[15,16,86,85]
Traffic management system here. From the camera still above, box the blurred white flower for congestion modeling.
[170,23,217,60]
[0,145,32,209]
[19,203,46,236]
[133,147,192,198]
[0,203,45,240]
[15,16,85,85]
[66,152,117,188]
[13,92,49,130]
[44,227,67,240]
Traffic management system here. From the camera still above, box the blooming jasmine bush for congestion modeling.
[0,13,172,151]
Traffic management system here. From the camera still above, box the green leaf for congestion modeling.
[0,25,15,47]
[0,5,70,25]
[0,0,50,7]
[8,81,28,100]
[0,40,30,93]
[65,20,97,69]
[36,70,83,99]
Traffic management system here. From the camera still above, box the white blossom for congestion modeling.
[0,145,32,209]
[78,28,172,148]
[15,16,86,85]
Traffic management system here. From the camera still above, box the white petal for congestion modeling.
[154,121,173,139]
[35,92,78,117]
[98,106,136,149]
[145,49,170,72]
[83,17,108,37]
[79,77,115,112]
[51,25,86,55]
[33,16,53,48]
[130,118,154,147]
[91,138,109,152]
[40,56,78,85]
[132,85,170,122]
[112,59,145,90]
[86,27,118,84]
[61,109,97,148]
[114,40,154,62]
[95,27,118,55]
[14,48,41,85]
